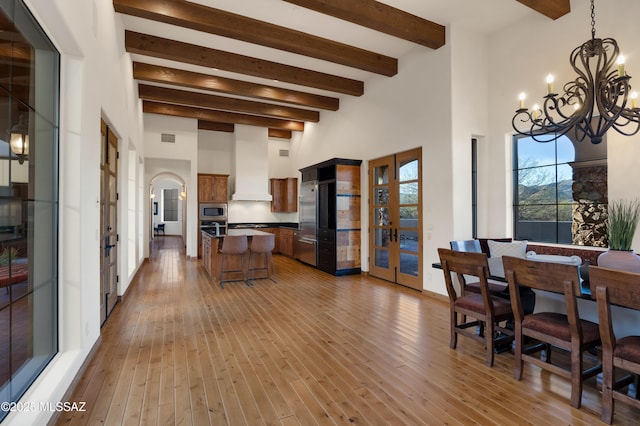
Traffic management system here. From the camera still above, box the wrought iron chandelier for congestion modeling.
[512,0,640,144]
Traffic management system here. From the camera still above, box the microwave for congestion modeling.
[200,203,227,220]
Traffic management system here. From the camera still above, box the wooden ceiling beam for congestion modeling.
[133,63,339,111]
[114,0,397,76]
[268,129,292,139]
[282,0,445,49]
[138,84,320,122]
[125,31,364,96]
[198,121,234,133]
[197,122,293,139]
[143,101,305,131]
[515,0,570,20]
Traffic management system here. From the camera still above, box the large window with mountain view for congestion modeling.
[513,134,607,246]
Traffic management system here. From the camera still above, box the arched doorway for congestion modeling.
[150,172,188,247]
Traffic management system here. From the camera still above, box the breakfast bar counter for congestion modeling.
[201,229,273,282]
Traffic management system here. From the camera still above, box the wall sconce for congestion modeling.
[179,185,186,200]
[10,113,29,164]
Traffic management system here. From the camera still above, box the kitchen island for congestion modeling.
[201,228,274,283]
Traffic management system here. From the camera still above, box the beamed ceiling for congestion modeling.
[114,0,570,139]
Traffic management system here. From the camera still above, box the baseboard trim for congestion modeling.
[422,289,448,304]
[46,337,102,426]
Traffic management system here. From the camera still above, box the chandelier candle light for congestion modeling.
[512,0,640,144]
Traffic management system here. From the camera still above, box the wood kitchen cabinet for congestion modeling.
[270,177,298,212]
[278,228,295,257]
[198,173,229,203]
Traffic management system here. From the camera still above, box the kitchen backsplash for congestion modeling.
[227,201,298,224]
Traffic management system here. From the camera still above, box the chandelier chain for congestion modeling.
[590,0,596,40]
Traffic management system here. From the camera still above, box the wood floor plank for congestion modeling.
[56,236,640,425]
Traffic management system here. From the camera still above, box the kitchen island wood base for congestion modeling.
[202,229,272,285]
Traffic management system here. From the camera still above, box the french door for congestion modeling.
[100,119,119,325]
[369,147,422,290]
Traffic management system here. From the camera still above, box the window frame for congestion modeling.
[512,133,608,246]
[162,188,179,222]
[0,0,60,419]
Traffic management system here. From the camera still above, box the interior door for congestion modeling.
[369,147,422,289]
[100,119,119,325]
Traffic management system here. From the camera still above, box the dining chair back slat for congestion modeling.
[589,265,640,424]
[503,256,601,408]
[438,248,514,367]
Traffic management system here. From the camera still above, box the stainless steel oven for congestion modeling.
[200,203,227,221]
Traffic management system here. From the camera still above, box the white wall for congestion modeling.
[450,24,490,240]
[143,114,197,257]
[198,129,234,174]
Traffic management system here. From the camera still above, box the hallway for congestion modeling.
[55,237,635,425]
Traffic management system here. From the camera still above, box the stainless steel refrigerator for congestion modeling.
[295,180,318,266]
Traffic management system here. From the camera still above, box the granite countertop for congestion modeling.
[202,228,273,238]
[227,229,273,237]
[228,222,298,230]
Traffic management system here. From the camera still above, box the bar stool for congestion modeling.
[219,235,249,289]
[248,234,276,284]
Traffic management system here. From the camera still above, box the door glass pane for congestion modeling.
[399,253,419,277]
[399,206,418,220]
[399,159,418,182]
[374,165,389,185]
[109,175,117,201]
[399,182,418,205]
[374,248,389,269]
[400,230,418,252]
[108,141,117,173]
[374,207,389,226]
[374,229,390,247]
[375,187,389,206]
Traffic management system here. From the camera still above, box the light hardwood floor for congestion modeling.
[55,236,638,425]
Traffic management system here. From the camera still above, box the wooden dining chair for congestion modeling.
[503,256,602,408]
[589,266,640,424]
[449,240,507,296]
[438,248,514,367]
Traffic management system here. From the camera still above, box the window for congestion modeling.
[0,0,60,420]
[163,188,178,222]
[513,133,607,246]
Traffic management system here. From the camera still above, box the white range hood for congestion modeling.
[232,125,273,201]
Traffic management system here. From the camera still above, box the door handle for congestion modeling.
[104,237,115,257]
[394,228,398,242]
